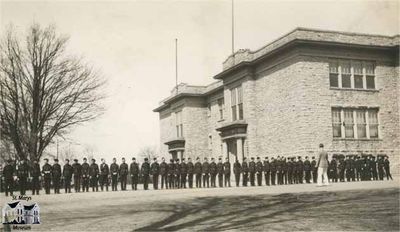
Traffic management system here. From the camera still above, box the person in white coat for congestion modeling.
[317,143,329,186]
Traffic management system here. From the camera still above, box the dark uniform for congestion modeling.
[304,158,311,183]
[17,161,29,195]
[328,158,337,182]
[89,160,99,191]
[370,157,378,180]
[160,159,168,189]
[276,159,282,185]
[72,160,82,192]
[180,160,187,188]
[174,160,181,188]
[338,158,345,182]
[282,159,288,185]
[194,159,202,188]
[52,161,62,194]
[224,159,231,187]
[311,157,317,183]
[270,159,276,185]
[233,160,241,187]
[30,161,41,195]
[217,160,224,187]
[63,162,73,193]
[141,159,150,190]
[100,161,110,191]
[109,162,118,191]
[249,158,256,186]
[355,157,362,181]
[168,160,175,189]
[3,160,15,196]
[187,159,194,188]
[202,159,210,188]
[364,157,371,181]
[377,157,384,180]
[81,160,90,192]
[384,157,393,180]
[120,161,129,190]
[287,158,293,184]
[345,157,352,182]
[130,159,140,190]
[209,160,217,187]
[350,157,356,181]
[256,158,263,186]
[263,158,271,186]
[151,159,160,190]
[297,157,304,184]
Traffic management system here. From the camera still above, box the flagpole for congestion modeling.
[175,38,178,94]
[232,0,234,55]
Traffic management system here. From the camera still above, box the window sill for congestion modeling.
[217,119,225,123]
[333,138,382,141]
[329,87,378,92]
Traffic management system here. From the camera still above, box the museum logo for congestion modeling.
[2,196,40,225]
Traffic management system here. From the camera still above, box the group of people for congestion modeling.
[1,148,394,196]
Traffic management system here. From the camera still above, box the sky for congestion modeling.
[0,0,398,162]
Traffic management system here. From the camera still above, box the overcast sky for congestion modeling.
[0,0,398,162]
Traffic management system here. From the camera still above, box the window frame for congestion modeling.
[231,85,243,121]
[175,110,183,138]
[329,59,376,90]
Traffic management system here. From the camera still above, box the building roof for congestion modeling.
[24,204,37,210]
[7,201,20,208]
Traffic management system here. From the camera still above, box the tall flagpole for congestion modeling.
[175,38,178,94]
[232,0,235,55]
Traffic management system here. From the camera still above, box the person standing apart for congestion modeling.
[317,144,329,186]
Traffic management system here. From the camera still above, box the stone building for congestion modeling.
[153,28,399,172]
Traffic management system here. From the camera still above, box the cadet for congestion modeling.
[384,156,393,180]
[42,158,53,194]
[263,157,271,186]
[52,159,62,194]
[377,156,385,180]
[276,157,282,185]
[242,157,249,186]
[187,157,194,188]
[297,156,304,184]
[175,159,181,188]
[249,157,256,186]
[217,158,224,187]
[141,158,151,190]
[209,158,217,187]
[355,156,362,181]
[168,159,175,189]
[202,158,210,188]
[30,159,41,195]
[350,156,356,181]
[81,158,90,192]
[72,159,82,192]
[100,158,110,191]
[256,157,263,186]
[270,157,276,185]
[151,157,160,190]
[311,156,317,183]
[159,157,168,189]
[233,159,241,187]
[109,158,118,191]
[287,157,293,184]
[282,158,288,185]
[17,159,29,195]
[338,157,345,182]
[120,158,129,190]
[3,159,14,196]
[89,158,99,192]
[345,156,352,182]
[180,158,187,188]
[194,157,202,188]
[63,159,73,193]
[370,156,378,180]
[130,157,140,190]
[224,157,231,187]
[364,156,371,181]
[302,156,311,184]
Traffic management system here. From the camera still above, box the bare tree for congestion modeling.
[0,23,105,162]
[137,145,158,162]
[0,138,16,163]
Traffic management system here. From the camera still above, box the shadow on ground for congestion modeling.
[134,188,399,231]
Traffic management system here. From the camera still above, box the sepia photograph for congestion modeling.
[0,0,399,231]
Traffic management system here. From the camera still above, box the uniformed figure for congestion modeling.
[109,158,119,191]
[370,156,378,181]
[355,156,362,181]
[180,158,187,188]
[81,158,90,192]
[63,159,73,193]
[377,156,385,180]
[240,158,248,186]
[217,158,224,187]
[194,157,202,188]
[3,159,15,196]
[270,157,276,185]
[175,159,181,188]
[89,159,99,192]
[338,157,345,182]
[384,156,393,180]
[345,156,352,182]
[100,158,110,191]
[311,157,317,183]
[329,157,338,182]
[159,157,168,189]
[282,158,288,185]
[30,159,41,195]
[263,157,270,186]
[297,156,304,184]
[168,159,175,189]
[17,159,29,195]
[223,157,231,187]
[187,158,194,188]
[249,157,256,186]
[151,157,160,190]
[120,158,129,190]
[276,157,282,185]
[233,159,241,187]
[350,156,356,181]
[130,158,140,190]
[209,158,217,187]
[301,156,310,184]
[202,158,210,188]
[72,159,82,192]
[364,156,371,181]
[256,157,263,186]
[52,159,62,194]
[42,159,53,194]
[141,158,151,190]
[287,157,293,184]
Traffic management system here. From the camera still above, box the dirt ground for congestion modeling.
[1,180,399,231]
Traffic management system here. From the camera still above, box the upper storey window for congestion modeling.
[231,85,243,121]
[329,59,376,90]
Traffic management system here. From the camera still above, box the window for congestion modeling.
[365,62,375,89]
[369,109,379,138]
[341,61,351,88]
[343,109,354,138]
[175,111,183,137]
[331,108,379,139]
[332,109,342,137]
[329,61,339,87]
[231,86,243,121]
[353,61,363,89]
[217,98,224,120]
[329,59,376,90]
